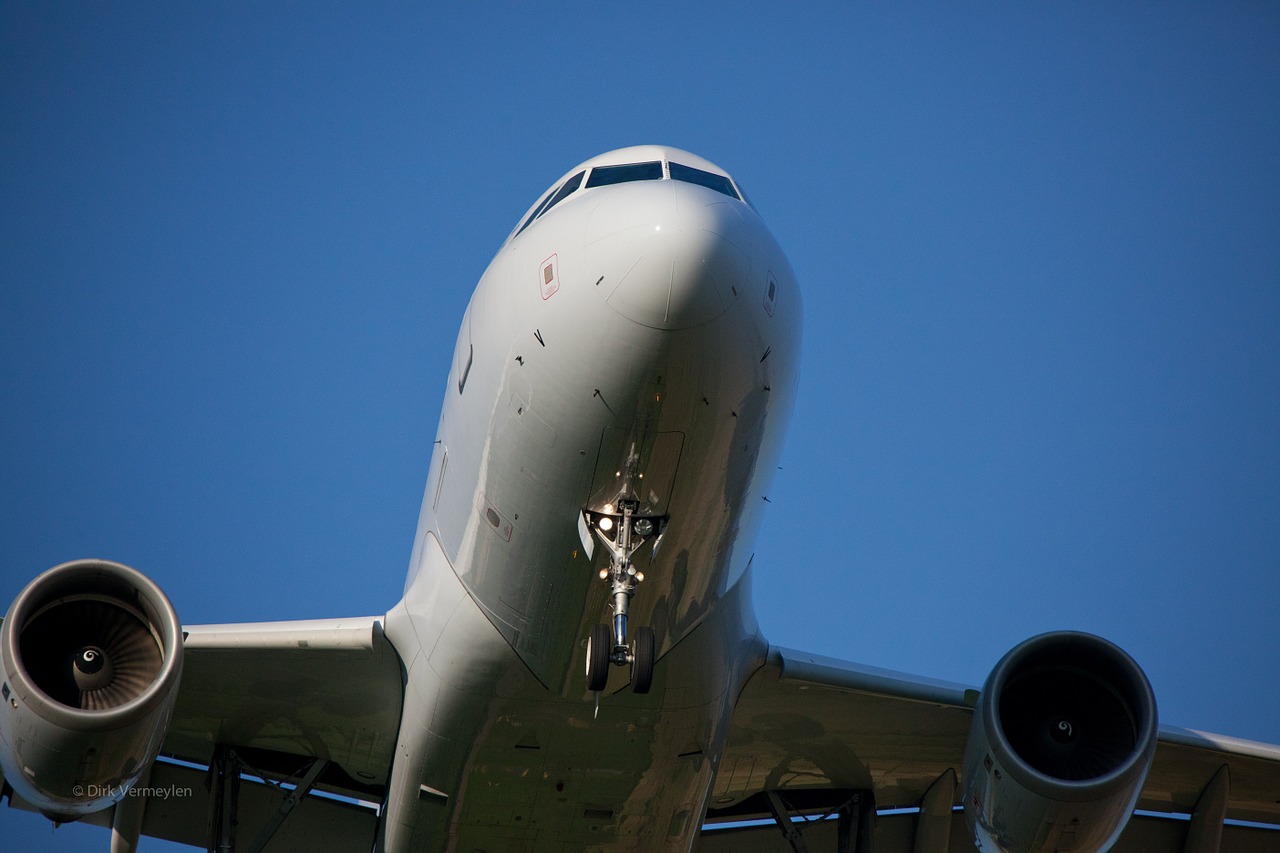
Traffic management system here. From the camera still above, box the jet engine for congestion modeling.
[0,559,183,819]
[962,632,1158,853]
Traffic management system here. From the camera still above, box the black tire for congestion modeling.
[586,623,611,692]
[630,626,655,694]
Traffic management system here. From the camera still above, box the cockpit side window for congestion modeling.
[669,162,741,200]
[585,161,664,188]
[542,170,584,216]
[513,171,587,240]
[515,188,558,238]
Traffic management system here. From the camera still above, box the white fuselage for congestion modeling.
[379,147,801,851]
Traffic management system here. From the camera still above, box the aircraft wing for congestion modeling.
[7,616,404,852]
[698,646,1280,852]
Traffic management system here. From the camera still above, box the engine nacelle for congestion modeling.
[962,632,1158,853]
[0,559,183,819]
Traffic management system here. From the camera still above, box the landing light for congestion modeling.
[598,517,614,532]
[634,519,654,537]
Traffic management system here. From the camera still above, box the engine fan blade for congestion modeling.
[1000,665,1138,781]
[18,598,162,710]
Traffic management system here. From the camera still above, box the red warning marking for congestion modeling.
[540,254,560,300]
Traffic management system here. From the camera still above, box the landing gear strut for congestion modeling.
[581,498,665,695]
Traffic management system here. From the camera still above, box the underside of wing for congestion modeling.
[708,646,972,826]
[167,617,404,795]
[150,616,405,849]
[3,606,405,852]
[701,643,1280,852]
[1140,727,1280,826]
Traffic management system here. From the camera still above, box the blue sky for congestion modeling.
[2,4,1278,850]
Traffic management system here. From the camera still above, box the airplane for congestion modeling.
[2,145,1278,853]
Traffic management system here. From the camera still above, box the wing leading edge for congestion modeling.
[703,645,1280,852]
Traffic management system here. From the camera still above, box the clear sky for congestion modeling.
[2,4,1277,850]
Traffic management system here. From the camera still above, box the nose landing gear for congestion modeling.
[581,499,665,695]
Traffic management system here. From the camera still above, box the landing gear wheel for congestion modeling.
[630,626,655,694]
[586,623,610,692]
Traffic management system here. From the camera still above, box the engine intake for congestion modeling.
[1,559,183,819]
[963,632,1157,853]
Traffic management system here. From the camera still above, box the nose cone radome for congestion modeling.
[584,181,752,330]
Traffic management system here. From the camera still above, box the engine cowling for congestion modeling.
[962,632,1158,853]
[0,559,183,819]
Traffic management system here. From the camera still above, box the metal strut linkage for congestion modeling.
[609,499,638,656]
[764,789,877,853]
[206,747,329,853]
[580,497,665,694]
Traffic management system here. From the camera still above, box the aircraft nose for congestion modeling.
[584,181,752,330]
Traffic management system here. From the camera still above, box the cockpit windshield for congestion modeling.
[668,162,740,200]
[512,156,746,241]
[585,161,664,188]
